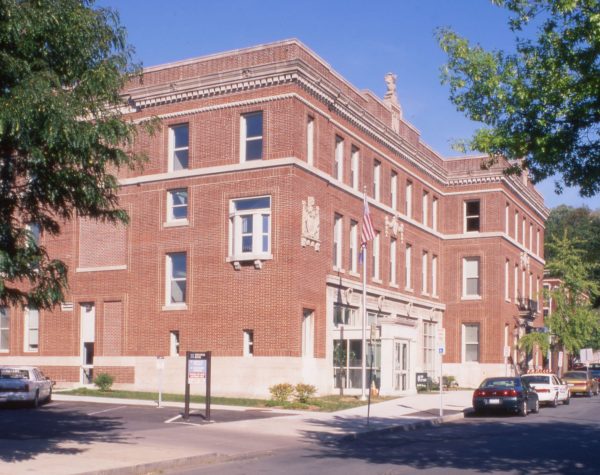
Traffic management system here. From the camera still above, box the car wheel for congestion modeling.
[32,391,39,408]
[551,394,558,408]
[519,400,528,417]
[45,387,52,404]
[563,395,570,405]
[532,398,540,414]
[587,389,593,398]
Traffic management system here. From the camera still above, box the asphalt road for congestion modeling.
[169,395,600,475]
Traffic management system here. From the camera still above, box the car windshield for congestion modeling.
[480,378,517,389]
[0,369,29,379]
[522,376,550,384]
[563,372,586,380]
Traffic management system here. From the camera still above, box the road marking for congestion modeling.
[165,414,182,423]
[87,406,126,416]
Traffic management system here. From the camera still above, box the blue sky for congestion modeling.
[99,0,598,210]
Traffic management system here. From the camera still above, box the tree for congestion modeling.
[0,0,148,309]
[438,0,600,197]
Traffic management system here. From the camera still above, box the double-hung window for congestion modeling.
[464,200,480,232]
[405,181,413,218]
[462,257,481,298]
[240,112,263,161]
[24,308,39,352]
[390,171,398,210]
[405,244,412,290]
[389,238,397,285]
[0,307,9,351]
[463,323,480,362]
[169,124,189,171]
[167,189,188,223]
[306,116,314,166]
[334,136,344,181]
[432,197,438,231]
[372,231,380,279]
[422,251,428,294]
[422,191,429,226]
[333,214,343,269]
[166,253,187,306]
[349,220,358,273]
[431,255,438,297]
[229,196,271,260]
[373,160,381,201]
[351,146,360,190]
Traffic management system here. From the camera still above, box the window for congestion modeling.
[333,303,358,327]
[240,112,263,161]
[405,244,412,290]
[529,272,533,300]
[463,324,480,362]
[462,257,480,298]
[167,189,188,222]
[351,146,360,190]
[422,191,429,226]
[521,268,526,299]
[464,200,480,232]
[0,307,9,351]
[522,217,526,245]
[422,251,428,294]
[514,210,519,241]
[389,238,397,285]
[514,263,519,300]
[170,330,180,356]
[349,220,358,273]
[390,171,398,210]
[432,255,438,297]
[372,231,380,279]
[169,124,189,171]
[166,253,186,305]
[28,222,41,246]
[536,229,540,256]
[423,321,436,376]
[373,160,381,200]
[529,223,533,250]
[333,214,343,269]
[24,308,39,352]
[334,135,344,181]
[307,116,314,166]
[505,203,510,234]
[229,196,271,259]
[302,309,314,357]
[243,330,254,356]
[505,259,510,301]
[432,197,438,231]
[405,180,413,218]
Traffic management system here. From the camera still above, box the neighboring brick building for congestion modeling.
[0,40,548,395]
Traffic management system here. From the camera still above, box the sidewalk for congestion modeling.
[3,390,473,475]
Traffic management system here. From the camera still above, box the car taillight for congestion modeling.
[474,389,486,397]
[502,389,518,396]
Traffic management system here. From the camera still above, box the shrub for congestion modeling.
[294,383,317,403]
[269,383,294,403]
[94,373,114,392]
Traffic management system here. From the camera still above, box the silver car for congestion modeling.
[0,366,53,407]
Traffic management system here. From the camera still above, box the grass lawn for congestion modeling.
[58,387,395,412]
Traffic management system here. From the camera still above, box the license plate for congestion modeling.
[487,398,500,404]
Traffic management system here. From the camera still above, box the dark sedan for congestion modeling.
[473,376,539,416]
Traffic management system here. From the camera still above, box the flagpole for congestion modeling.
[361,189,367,401]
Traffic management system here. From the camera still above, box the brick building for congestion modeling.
[0,40,548,396]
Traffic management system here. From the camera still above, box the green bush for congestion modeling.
[94,373,114,392]
[294,383,317,403]
[269,383,294,403]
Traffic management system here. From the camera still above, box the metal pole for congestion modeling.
[184,352,190,420]
[361,241,367,401]
[158,360,163,408]
[367,342,373,425]
[439,352,443,417]
[206,351,211,422]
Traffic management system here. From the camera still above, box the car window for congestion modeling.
[563,372,586,380]
[552,376,560,385]
[481,379,516,389]
[0,369,29,379]
[522,376,550,384]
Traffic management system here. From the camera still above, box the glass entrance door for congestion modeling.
[394,340,409,391]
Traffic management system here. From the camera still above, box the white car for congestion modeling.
[0,366,53,407]
[521,373,570,407]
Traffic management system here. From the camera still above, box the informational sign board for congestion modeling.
[156,356,165,370]
[184,351,211,421]
[503,346,511,358]
[187,357,207,384]
[416,372,428,390]
[580,348,593,364]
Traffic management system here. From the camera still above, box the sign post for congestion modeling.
[184,351,212,421]
[437,328,446,417]
[156,356,165,408]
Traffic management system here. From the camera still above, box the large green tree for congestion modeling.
[438,0,600,196]
[0,0,146,309]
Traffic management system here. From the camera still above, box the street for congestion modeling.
[169,396,600,475]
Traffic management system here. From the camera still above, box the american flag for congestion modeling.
[361,195,375,246]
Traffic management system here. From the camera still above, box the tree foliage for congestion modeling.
[0,0,148,309]
[438,0,600,196]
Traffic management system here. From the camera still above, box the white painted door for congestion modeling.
[394,340,409,391]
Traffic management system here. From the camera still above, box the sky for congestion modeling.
[98,0,599,210]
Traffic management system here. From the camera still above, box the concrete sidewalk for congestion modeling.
[2,391,473,475]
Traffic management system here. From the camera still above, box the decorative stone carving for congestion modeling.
[377,295,385,311]
[301,196,320,251]
[344,287,354,306]
[520,251,530,271]
[405,300,413,317]
[384,215,404,242]
[384,72,398,103]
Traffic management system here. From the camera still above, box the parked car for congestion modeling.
[473,376,540,416]
[521,373,570,407]
[0,366,53,407]
[562,371,599,397]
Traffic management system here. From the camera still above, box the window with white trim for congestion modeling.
[432,197,438,231]
[463,323,480,362]
[462,257,480,298]
[514,263,519,300]
[514,210,519,241]
[422,191,429,227]
[464,200,480,232]
[522,217,526,244]
[505,259,510,301]
[529,272,533,300]
[536,228,540,256]
[229,196,271,261]
[390,238,397,285]
[423,321,436,376]
[529,223,533,250]
[24,307,39,352]
[390,171,398,210]
[333,213,343,269]
[334,135,344,181]
[240,112,263,161]
[243,330,254,356]
[170,330,180,356]
[302,309,314,358]
[372,231,380,279]
[166,253,187,305]
[351,146,360,190]
[405,180,412,218]
[505,202,509,234]
[169,124,189,171]
[405,244,412,290]
[0,307,9,351]
[422,251,428,294]
[307,116,314,166]
[349,219,358,273]
[373,160,381,201]
[167,189,188,222]
[432,255,438,297]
